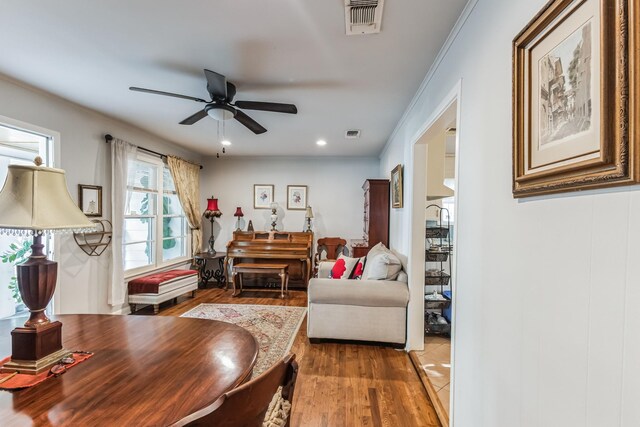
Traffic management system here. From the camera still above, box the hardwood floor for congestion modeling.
[144,287,441,427]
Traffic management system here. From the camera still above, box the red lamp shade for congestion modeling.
[234,207,244,217]
[206,198,220,211]
[203,197,222,219]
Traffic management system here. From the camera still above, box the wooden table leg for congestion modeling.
[223,257,229,290]
[285,269,289,296]
[278,269,286,299]
[231,270,238,297]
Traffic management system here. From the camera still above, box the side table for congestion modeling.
[193,252,226,288]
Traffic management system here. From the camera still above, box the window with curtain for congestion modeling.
[123,153,189,272]
[0,122,52,320]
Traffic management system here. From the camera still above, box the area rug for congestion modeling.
[181,304,306,378]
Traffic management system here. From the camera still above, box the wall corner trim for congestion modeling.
[378,0,479,160]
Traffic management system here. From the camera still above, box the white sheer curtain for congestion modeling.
[110,138,137,306]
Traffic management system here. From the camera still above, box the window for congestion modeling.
[0,122,52,320]
[123,154,189,272]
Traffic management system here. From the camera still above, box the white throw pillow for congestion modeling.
[366,242,386,257]
[362,244,402,280]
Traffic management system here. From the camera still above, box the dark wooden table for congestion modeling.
[0,314,258,426]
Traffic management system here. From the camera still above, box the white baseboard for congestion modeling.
[111,306,131,315]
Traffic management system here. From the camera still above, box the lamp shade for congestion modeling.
[203,197,222,219]
[234,207,244,217]
[0,164,94,232]
[206,198,220,211]
[305,206,314,219]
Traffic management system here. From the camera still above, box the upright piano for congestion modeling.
[224,231,313,289]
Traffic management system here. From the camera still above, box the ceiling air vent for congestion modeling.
[345,129,361,139]
[345,0,385,35]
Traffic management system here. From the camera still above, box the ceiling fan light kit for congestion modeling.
[206,103,236,121]
[129,69,297,135]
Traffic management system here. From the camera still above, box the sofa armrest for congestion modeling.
[317,261,335,279]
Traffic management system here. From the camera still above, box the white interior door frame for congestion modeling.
[407,79,462,424]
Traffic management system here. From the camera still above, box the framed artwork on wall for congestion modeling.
[286,185,307,210]
[512,0,638,197]
[253,184,274,209]
[78,184,102,217]
[391,164,403,208]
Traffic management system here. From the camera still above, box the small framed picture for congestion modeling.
[287,185,307,210]
[78,185,102,217]
[254,184,274,209]
[391,164,403,208]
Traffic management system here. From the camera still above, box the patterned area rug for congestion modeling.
[181,304,306,377]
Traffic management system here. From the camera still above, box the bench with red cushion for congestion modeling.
[127,269,198,314]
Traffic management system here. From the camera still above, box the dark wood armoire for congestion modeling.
[352,179,390,258]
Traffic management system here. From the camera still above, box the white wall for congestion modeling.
[200,156,379,251]
[380,0,640,426]
[0,75,201,315]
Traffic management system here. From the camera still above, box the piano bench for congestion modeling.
[231,263,290,298]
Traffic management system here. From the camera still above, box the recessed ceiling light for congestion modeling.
[316,139,327,146]
[221,140,231,146]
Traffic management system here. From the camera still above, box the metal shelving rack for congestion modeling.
[424,204,452,335]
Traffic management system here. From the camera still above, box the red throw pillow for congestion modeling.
[330,258,347,279]
[350,257,366,280]
[329,255,360,280]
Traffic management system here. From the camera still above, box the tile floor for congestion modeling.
[413,335,451,417]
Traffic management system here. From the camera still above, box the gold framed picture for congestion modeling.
[78,184,102,217]
[391,164,403,208]
[512,0,638,197]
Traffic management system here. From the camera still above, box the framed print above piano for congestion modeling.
[287,185,307,210]
[253,184,274,209]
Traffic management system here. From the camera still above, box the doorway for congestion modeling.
[407,84,461,427]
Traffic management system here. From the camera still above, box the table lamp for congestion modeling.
[233,207,244,231]
[305,206,314,232]
[0,159,94,374]
[270,202,278,231]
[203,196,222,254]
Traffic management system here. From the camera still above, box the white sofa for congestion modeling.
[307,254,409,346]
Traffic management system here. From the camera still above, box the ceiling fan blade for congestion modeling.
[179,109,209,125]
[234,101,297,114]
[204,69,227,100]
[234,110,267,134]
[129,87,207,103]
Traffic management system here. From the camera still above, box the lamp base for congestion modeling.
[1,348,69,375]
[1,321,68,375]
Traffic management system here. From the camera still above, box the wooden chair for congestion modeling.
[314,237,348,277]
[172,354,298,427]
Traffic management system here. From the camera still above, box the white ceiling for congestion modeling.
[0,0,467,157]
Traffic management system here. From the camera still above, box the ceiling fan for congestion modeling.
[129,69,298,134]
